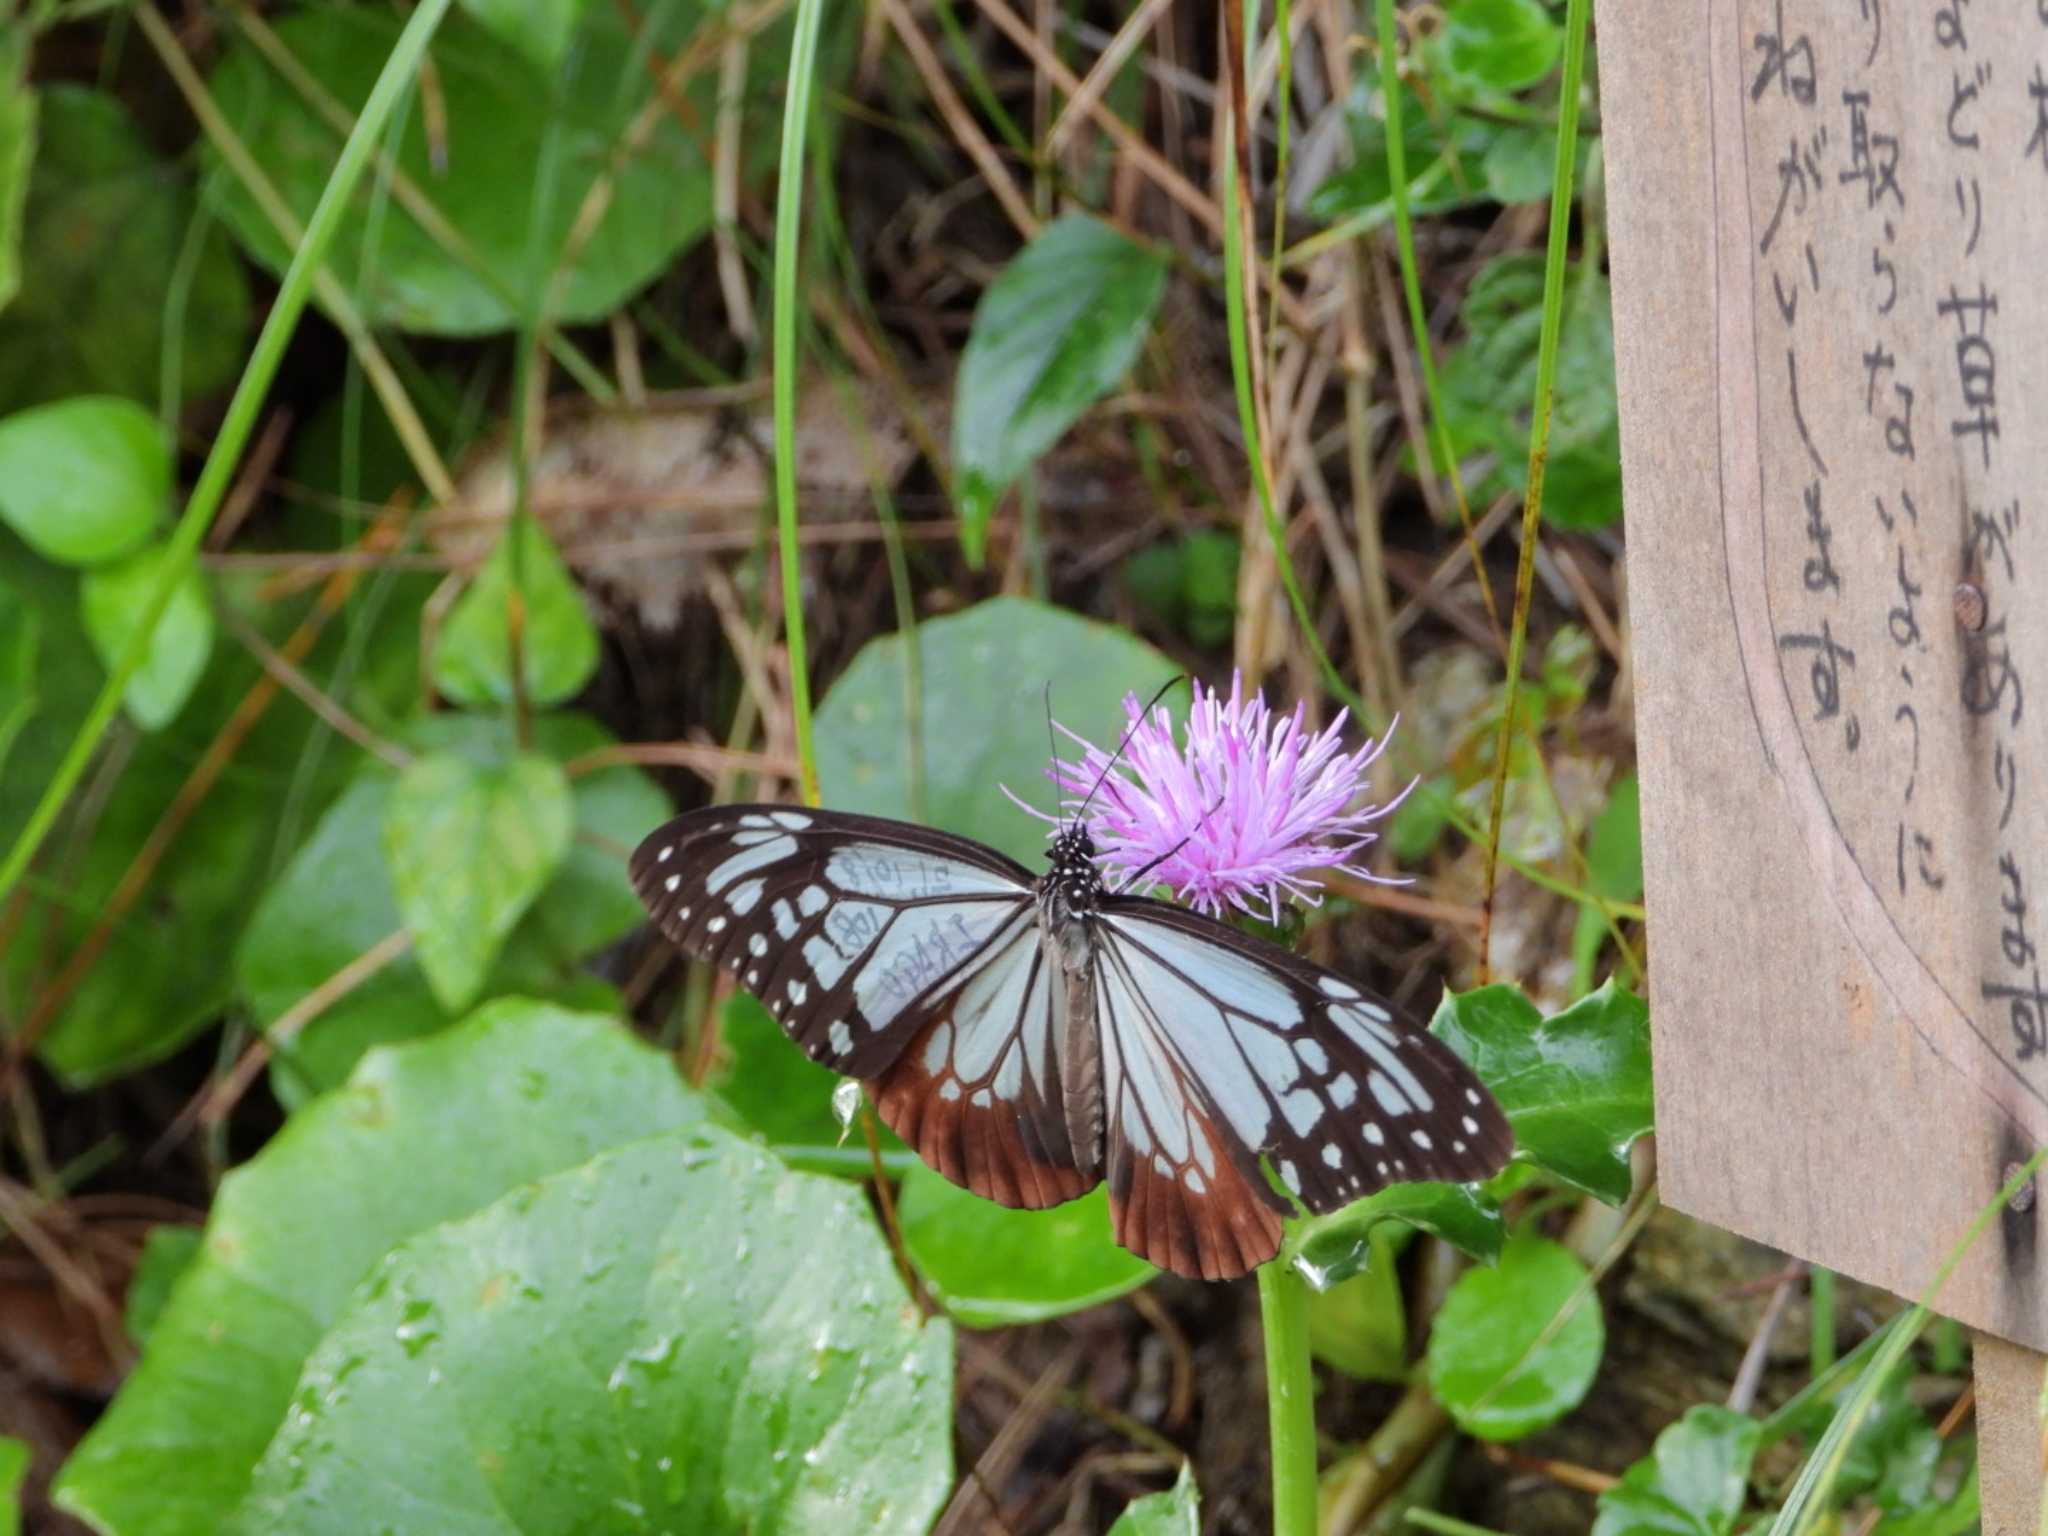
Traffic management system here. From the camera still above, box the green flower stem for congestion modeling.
[0,0,453,910]
[1259,1253,1318,1536]
[773,0,827,808]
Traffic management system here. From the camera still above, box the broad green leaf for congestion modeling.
[382,749,574,1011]
[79,543,215,730]
[0,570,36,776]
[1571,774,1643,988]
[54,1000,707,1536]
[1483,122,1563,203]
[898,1166,1153,1328]
[1108,1464,1200,1535]
[206,5,833,334]
[1593,1405,1761,1536]
[232,1126,951,1536]
[124,1225,202,1347]
[1425,1233,1603,1441]
[1288,1179,1504,1290]
[455,0,590,70]
[1427,0,1563,95]
[815,596,1179,867]
[1307,1232,1409,1381]
[1308,83,1503,229]
[0,1436,23,1536]
[0,86,251,415]
[243,713,661,1101]
[0,32,31,315]
[431,519,599,710]
[953,216,1168,563]
[0,396,166,565]
[1432,979,1652,1203]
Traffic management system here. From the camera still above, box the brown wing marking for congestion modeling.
[1105,1105,1285,1280]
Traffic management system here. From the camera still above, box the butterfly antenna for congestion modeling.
[1076,676,1183,820]
[1043,680,1063,834]
[1112,792,1222,894]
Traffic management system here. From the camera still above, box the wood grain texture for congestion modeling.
[1598,0,2048,1356]
[1974,1334,2044,1536]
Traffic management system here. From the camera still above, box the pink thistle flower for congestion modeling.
[1036,673,1411,922]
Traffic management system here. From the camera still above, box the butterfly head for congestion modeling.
[1045,825,1105,911]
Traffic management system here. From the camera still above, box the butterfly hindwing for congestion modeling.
[630,805,1036,1077]
[1091,899,1511,1276]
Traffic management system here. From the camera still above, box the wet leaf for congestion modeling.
[707,994,909,1173]
[381,749,573,1012]
[430,519,599,711]
[1426,1233,1603,1440]
[0,396,166,565]
[206,5,826,334]
[54,1000,706,1536]
[1108,1464,1200,1534]
[1288,1180,1504,1290]
[1307,1232,1409,1381]
[815,596,1179,867]
[1593,1405,1761,1536]
[241,713,662,1102]
[0,86,251,415]
[1427,0,1563,96]
[1432,979,1652,1204]
[953,216,1168,564]
[898,1167,1153,1327]
[79,543,215,730]
[124,1226,202,1348]
[229,1126,951,1536]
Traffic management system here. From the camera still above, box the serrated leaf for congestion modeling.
[430,519,599,710]
[1426,1233,1603,1441]
[0,396,166,565]
[244,713,659,1100]
[79,542,215,730]
[953,216,1168,564]
[898,1166,1153,1328]
[382,749,574,1011]
[1593,1405,1761,1536]
[0,86,251,415]
[231,1126,952,1536]
[54,1001,707,1536]
[1288,1179,1505,1289]
[815,596,1179,868]
[205,5,832,334]
[1108,1464,1200,1535]
[1432,979,1652,1203]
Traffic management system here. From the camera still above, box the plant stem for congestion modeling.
[1259,1260,1318,1536]
[773,0,827,808]
[0,0,453,909]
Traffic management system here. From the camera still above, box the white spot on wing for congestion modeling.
[1364,1123,1385,1146]
[1368,1070,1410,1116]
[1331,1074,1359,1109]
[771,810,814,829]
[923,1022,953,1073]
[1296,1039,1329,1074]
[788,979,809,1006]
[1462,1115,1480,1135]
[657,845,673,862]
[772,900,798,940]
[1279,1088,1321,1136]
[707,916,727,934]
[1318,975,1360,1000]
[1411,1129,1433,1150]
[1279,1159,1302,1195]
[706,836,796,893]
[665,874,680,892]
[939,1080,962,1102]
[1321,1144,1343,1168]
[799,885,829,917]
[1185,1168,1207,1193]
[748,933,768,957]
[828,1020,853,1056]
[729,879,764,915]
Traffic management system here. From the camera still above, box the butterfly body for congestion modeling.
[632,804,1510,1280]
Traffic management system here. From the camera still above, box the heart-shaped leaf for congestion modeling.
[1425,1233,1604,1441]
[1593,1405,1762,1536]
[0,395,166,565]
[953,216,1168,563]
[232,1127,953,1536]
[79,542,214,730]
[1431,979,1652,1204]
[1287,1179,1505,1289]
[897,1166,1154,1328]
[54,1000,707,1536]
[815,596,1179,867]
[381,749,574,1011]
[430,519,599,711]
[1108,1465,1200,1534]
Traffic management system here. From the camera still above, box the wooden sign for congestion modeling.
[1597,0,2047,1512]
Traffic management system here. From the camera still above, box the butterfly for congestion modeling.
[630,804,1511,1280]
